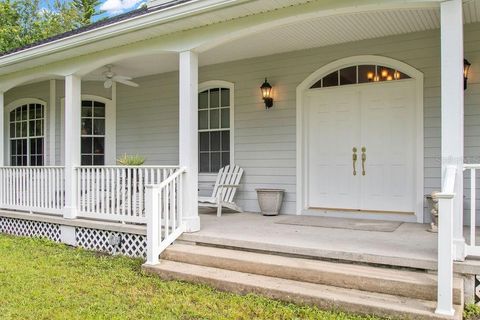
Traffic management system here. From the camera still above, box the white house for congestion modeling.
[1,0,480,318]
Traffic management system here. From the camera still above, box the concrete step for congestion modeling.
[162,243,463,304]
[142,260,462,320]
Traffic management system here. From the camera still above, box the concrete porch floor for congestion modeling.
[179,211,480,273]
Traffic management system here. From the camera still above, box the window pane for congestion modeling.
[199,132,209,151]
[30,155,36,166]
[322,71,338,87]
[221,152,230,167]
[10,123,15,138]
[200,153,210,172]
[11,156,16,166]
[210,152,221,172]
[35,120,42,136]
[210,131,220,151]
[82,105,93,117]
[82,100,92,108]
[378,66,395,81]
[36,138,43,155]
[81,137,92,153]
[221,89,230,107]
[35,104,43,119]
[81,155,92,165]
[340,66,357,85]
[210,89,220,108]
[93,137,104,154]
[21,105,28,120]
[10,110,15,121]
[29,105,36,119]
[30,139,36,154]
[11,141,16,155]
[199,110,208,130]
[221,131,230,151]
[210,109,219,129]
[93,119,105,135]
[93,155,104,165]
[36,156,43,166]
[15,108,21,121]
[22,139,27,154]
[199,91,208,110]
[16,123,21,138]
[221,108,230,129]
[22,156,27,166]
[81,119,92,135]
[93,102,105,117]
[358,65,376,83]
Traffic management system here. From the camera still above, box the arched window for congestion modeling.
[310,64,411,89]
[198,81,234,173]
[9,102,45,166]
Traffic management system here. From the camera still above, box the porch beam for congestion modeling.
[440,0,465,261]
[63,75,81,219]
[0,91,3,166]
[179,51,200,232]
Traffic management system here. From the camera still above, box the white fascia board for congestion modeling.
[0,0,246,70]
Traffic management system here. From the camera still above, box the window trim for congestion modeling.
[60,94,116,165]
[6,98,48,166]
[198,80,234,174]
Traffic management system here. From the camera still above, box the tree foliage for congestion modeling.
[0,0,101,54]
[72,0,104,25]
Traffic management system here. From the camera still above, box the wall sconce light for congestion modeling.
[260,78,273,109]
[464,59,471,90]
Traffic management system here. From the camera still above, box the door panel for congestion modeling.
[359,81,416,212]
[306,88,360,209]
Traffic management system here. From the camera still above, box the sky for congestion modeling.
[40,0,147,20]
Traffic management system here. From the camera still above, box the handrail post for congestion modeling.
[145,185,160,265]
[435,165,456,316]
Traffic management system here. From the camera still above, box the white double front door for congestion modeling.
[306,80,416,213]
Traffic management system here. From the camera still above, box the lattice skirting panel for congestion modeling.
[76,227,147,258]
[0,217,61,242]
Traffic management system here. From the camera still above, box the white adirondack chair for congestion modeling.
[199,165,244,217]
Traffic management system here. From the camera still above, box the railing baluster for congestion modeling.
[471,168,476,247]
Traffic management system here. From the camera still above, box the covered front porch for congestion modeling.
[1,0,480,316]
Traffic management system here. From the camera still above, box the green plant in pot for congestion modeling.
[117,154,146,196]
[117,154,146,166]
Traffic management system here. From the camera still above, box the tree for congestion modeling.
[0,0,84,54]
[72,0,104,25]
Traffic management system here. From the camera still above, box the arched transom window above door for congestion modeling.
[9,103,45,166]
[310,65,411,89]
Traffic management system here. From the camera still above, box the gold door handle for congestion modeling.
[361,147,366,176]
[352,147,358,176]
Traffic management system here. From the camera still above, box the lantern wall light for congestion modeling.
[464,59,471,90]
[260,78,273,109]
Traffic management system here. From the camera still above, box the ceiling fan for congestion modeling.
[102,65,139,88]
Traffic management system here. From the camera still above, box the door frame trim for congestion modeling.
[296,55,424,222]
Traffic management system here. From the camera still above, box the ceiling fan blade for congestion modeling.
[113,75,133,81]
[115,78,139,87]
[104,79,113,89]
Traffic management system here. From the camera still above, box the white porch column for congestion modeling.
[179,51,200,232]
[0,91,4,166]
[49,80,56,166]
[63,75,81,219]
[440,0,465,261]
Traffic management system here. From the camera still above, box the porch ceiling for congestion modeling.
[198,2,480,66]
[84,1,480,81]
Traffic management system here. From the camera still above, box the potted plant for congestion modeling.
[117,154,146,196]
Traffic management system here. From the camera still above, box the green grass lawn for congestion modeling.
[0,234,384,320]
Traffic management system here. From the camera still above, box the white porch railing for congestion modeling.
[0,166,65,215]
[464,164,480,257]
[436,165,457,316]
[145,167,186,265]
[76,166,179,223]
